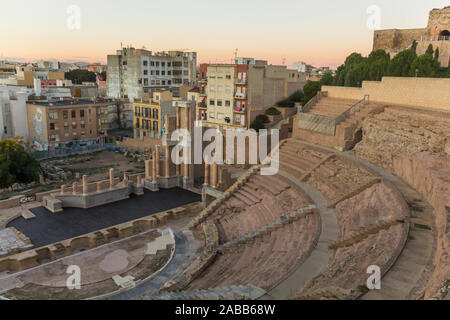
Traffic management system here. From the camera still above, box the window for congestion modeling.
[217,113,223,120]
[150,61,155,66]
[209,112,215,118]
[226,74,231,80]
[161,62,165,67]
[49,112,58,120]
[81,131,86,136]
[123,61,127,66]
[161,71,165,76]
[225,100,231,107]
[143,61,148,66]
[63,111,68,119]
[80,110,85,118]
[71,110,76,118]
[153,121,158,132]
[155,62,160,67]
[168,71,171,76]
[153,109,159,119]
[144,70,148,75]
[217,100,223,107]
[168,62,171,67]
[209,100,215,106]
[50,123,56,130]
[156,70,160,76]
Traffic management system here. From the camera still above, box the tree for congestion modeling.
[410,54,440,77]
[434,48,440,62]
[250,115,270,131]
[0,138,41,189]
[411,40,418,52]
[65,70,97,84]
[387,49,417,77]
[301,81,321,105]
[425,44,434,56]
[320,73,334,86]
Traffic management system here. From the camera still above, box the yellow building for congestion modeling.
[132,90,175,139]
[205,64,240,130]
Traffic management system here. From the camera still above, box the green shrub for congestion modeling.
[265,107,281,116]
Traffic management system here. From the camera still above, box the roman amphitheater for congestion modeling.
[0,77,448,300]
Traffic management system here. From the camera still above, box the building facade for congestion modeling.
[26,98,117,151]
[132,90,176,140]
[199,60,306,130]
[107,47,197,100]
[373,6,450,67]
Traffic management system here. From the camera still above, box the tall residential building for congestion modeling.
[200,60,306,130]
[107,47,197,100]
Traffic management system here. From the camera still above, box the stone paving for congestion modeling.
[0,228,33,256]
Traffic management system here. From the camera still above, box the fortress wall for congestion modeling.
[373,28,427,51]
[322,77,450,111]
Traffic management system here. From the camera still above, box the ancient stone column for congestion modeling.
[82,175,88,194]
[97,182,102,193]
[72,182,78,195]
[137,175,142,187]
[123,172,129,184]
[60,184,66,195]
[204,163,210,186]
[176,107,181,129]
[165,146,170,178]
[211,162,218,188]
[109,168,115,189]
[155,145,161,178]
[152,151,157,183]
[184,163,189,179]
[145,160,151,180]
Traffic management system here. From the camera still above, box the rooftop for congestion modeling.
[27,98,114,107]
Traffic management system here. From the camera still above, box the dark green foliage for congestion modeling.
[250,115,270,131]
[0,138,41,189]
[301,81,321,105]
[65,69,97,84]
[276,90,304,108]
[265,107,281,116]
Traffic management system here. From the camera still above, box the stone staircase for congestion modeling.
[147,284,266,300]
[294,95,383,151]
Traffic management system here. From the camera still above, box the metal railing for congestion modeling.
[335,95,370,125]
[301,91,328,113]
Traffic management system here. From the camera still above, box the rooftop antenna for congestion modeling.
[234,48,239,60]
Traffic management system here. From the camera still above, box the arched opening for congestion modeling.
[438,30,449,40]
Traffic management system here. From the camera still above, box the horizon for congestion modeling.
[1,1,448,69]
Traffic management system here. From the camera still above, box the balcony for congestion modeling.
[235,92,247,99]
[236,78,248,84]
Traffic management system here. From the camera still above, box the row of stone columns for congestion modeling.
[204,162,219,188]
[60,167,144,196]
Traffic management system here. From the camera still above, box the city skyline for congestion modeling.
[1,0,448,68]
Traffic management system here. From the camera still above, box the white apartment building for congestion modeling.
[107,47,197,100]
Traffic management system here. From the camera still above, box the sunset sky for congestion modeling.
[1,0,448,69]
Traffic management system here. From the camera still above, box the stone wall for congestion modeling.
[0,196,24,210]
[323,77,450,111]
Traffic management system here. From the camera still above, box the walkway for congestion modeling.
[108,230,198,300]
[260,169,339,299]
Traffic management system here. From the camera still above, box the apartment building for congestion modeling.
[132,90,176,140]
[26,98,117,151]
[200,60,306,130]
[107,47,197,100]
